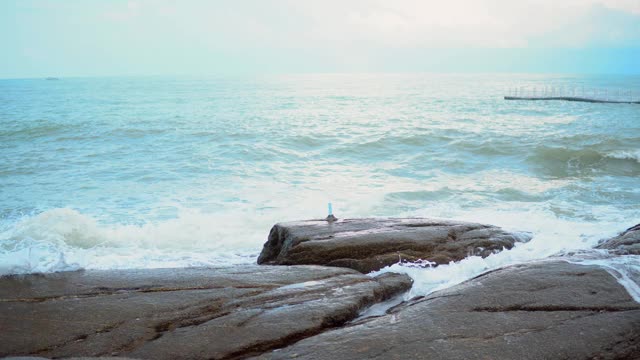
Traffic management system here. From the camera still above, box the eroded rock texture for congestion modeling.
[596,223,640,255]
[252,261,640,360]
[0,266,411,359]
[258,218,530,273]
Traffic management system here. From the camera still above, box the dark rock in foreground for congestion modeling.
[258,218,529,273]
[0,266,411,359]
[4,222,639,360]
[252,260,640,360]
[596,223,640,255]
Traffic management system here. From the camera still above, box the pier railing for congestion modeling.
[505,86,640,104]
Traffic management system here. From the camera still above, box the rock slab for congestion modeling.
[0,266,411,359]
[257,218,530,273]
[252,260,640,360]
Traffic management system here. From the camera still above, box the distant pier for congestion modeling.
[504,96,640,104]
[505,86,640,104]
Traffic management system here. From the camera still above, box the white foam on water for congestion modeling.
[607,149,640,163]
[0,207,269,275]
[355,294,405,320]
[373,203,634,299]
[1,190,638,308]
[0,170,393,276]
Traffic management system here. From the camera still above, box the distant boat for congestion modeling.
[45,77,60,80]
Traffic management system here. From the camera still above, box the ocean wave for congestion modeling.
[0,122,68,140]
[607,150,640,163]
[282,135,330,149]
[527,146,640,177]
[385,187,549,204]
[447,138,520,156]
[331,133,457,160]
[0,208,266,275]
[106,127,168,139]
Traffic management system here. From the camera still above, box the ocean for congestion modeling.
[1,73,639,295]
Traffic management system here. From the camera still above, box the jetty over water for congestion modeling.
[505,86,640,104]
[505,96,640,104]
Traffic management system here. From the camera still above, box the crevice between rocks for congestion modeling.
[1,285,271,303]
[30,321,125,357]
[215,277,411,359]
[216,304,366,360]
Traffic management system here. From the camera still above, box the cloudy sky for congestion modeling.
[1,0,639,78]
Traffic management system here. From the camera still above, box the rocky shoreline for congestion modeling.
[1,218,639,359]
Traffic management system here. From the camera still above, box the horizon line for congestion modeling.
[2,71,640,81]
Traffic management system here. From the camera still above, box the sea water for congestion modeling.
[1,74,639,296]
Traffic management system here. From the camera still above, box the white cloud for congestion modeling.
[600,0,640,14]
[103,1,141,21]
[330,0,640,48]
[98,0,640,49]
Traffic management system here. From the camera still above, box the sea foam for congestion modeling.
[373,204,635,300]
[0,208,264,275]
[607,149,640,163]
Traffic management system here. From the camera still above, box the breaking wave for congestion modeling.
[0,208,264,275]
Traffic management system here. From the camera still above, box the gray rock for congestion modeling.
[257,218,530,273]
[596,223,640,255]
[1,358,140,360]
[0,266,411,359]
[1,357,139,360]
[252,260,640,360]
[1,356,139,359]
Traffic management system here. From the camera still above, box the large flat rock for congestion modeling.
[0,266,412,359]
[257,218,530,273]
[253,260,640,359]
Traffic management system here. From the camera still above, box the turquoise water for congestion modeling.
[1,74,639,276]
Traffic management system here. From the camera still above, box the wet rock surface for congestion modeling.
[252,260,640,360]
[0,266,411,359]
[4,221,640,360]
[257,218,530,273]
[596,223,640,255]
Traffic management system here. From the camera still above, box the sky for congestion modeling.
[1,0,639,78]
